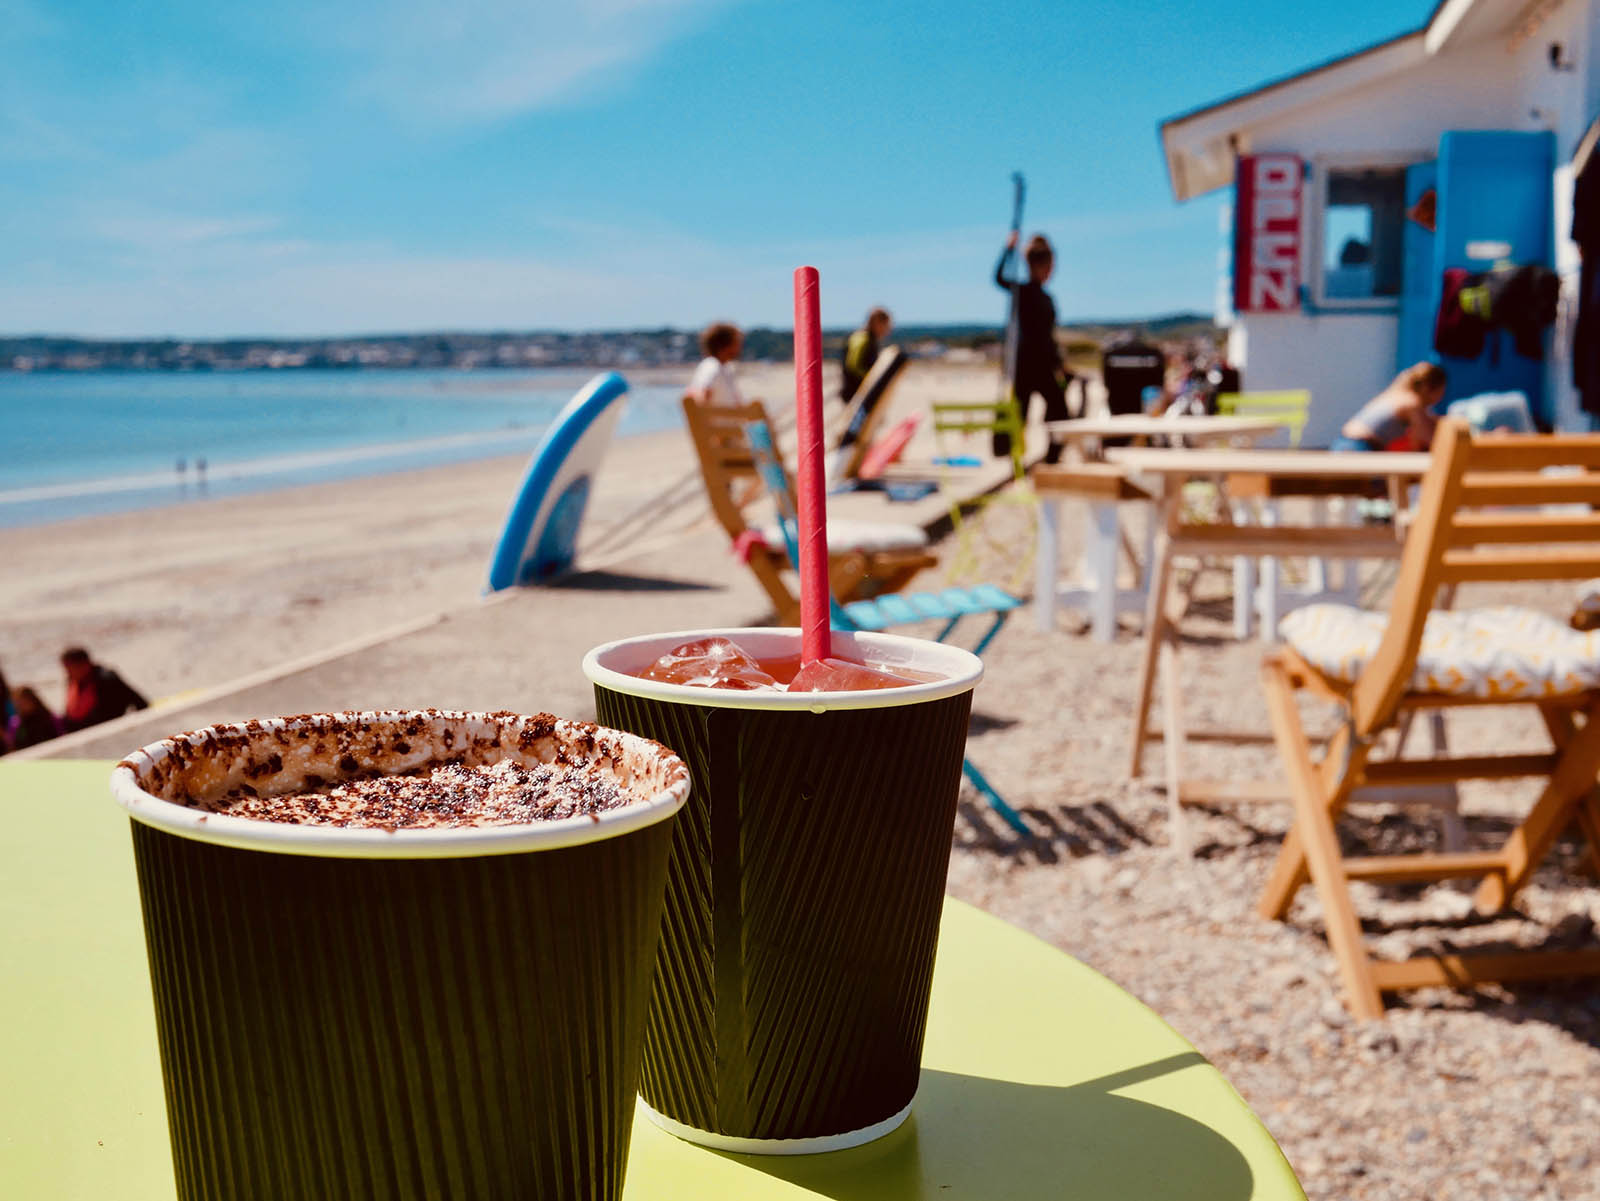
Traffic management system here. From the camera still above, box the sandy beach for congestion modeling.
[4,359,1599,1201]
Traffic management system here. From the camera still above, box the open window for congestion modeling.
[1317,165,1407,306]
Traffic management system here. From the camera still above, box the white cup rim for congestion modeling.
[110,710,690,860]
[582,628,982,711]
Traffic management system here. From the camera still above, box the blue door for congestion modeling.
[1431,130,1555,422]
[1396,159,1437,374]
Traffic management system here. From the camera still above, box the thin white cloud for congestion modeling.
[315,0,733,122]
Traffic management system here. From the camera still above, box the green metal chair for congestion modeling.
[1215,390,1312,447]
[929,392,1037,590]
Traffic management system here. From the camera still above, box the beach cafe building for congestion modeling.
[1160,0,1600,446]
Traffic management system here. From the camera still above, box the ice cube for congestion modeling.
[787,657,922,693]
[639,637,781,690]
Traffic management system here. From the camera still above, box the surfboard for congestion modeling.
[485,371,629,591]
[857,414,921,480]
[828,345,907,483]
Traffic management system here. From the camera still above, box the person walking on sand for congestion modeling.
[1330,362,1447,452]
[687,322,747,408]
[7,687,62,752]
[60,646,149,733]
[841,307,892,404]
[993,232,1069,464]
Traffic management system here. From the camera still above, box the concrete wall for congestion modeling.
[1230,313,1399,448]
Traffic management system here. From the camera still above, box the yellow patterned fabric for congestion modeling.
[1280,604,1600,698]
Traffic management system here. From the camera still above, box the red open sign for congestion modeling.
[1233,154,1302,313]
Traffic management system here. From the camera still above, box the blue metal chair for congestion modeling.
[744,419,1030,837]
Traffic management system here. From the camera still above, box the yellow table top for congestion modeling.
[2,761,1305,1200]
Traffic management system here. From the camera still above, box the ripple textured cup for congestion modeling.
[110,709,689,1201]
[584,629,981,1154]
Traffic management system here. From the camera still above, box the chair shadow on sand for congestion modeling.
[541,569,721,593]
[718,1053,1256,1201]
[954,796,1154,865]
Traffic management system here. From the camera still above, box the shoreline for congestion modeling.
[0,358,999,717]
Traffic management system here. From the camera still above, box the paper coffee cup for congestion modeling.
[584,629,981,1154]
[111,710,688,1201]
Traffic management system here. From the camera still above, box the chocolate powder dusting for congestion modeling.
[199,759,634,829]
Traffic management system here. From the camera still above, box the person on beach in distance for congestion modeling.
[841,307,892,404]
[1330,362,1447,452]
[6,687,62,752]
[687,322,747,408]
[60,646,149,733]
[994,232,1069,464]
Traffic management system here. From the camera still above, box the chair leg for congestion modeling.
[1578,790,1600,879]
[1260,659,1383,1018]
[1129,491,1178,779]
[1473,700,1600,913]
[962,758,1031,838]
[750,555,800,625]
[972,612,1008,658]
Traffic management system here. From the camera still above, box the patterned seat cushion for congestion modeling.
[1280,604,1600,699]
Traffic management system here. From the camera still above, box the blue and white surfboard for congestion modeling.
[485,371,629,591]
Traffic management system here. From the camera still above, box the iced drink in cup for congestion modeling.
[584,628,982,1153]
[110,710,689,1201]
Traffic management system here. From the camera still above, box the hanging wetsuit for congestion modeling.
[1575,149,1600,417]
[993,244,1068,464]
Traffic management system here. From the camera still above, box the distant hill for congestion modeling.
[0,313,1221,373]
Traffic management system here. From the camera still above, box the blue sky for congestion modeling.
[0,0,1436,338]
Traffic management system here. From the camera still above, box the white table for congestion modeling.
[1105,448,1432,854]
[1032,416,1289,641]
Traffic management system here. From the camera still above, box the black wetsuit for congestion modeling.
[994,245,1068,463]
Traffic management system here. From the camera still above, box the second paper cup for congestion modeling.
[584,628,981,1154]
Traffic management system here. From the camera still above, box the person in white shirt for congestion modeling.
[687,322,746,407]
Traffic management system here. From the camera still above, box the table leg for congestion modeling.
[1229,498,1254,640]
[1308,498,1328,594]
[1129,489,1178,779]
[1089,502,1118,642]
[1258,501,1280,640]
[1035,495,1060,633]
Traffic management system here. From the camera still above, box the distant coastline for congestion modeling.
[0,314,1219,374]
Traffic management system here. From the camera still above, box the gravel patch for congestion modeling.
[935,494,1600,1201]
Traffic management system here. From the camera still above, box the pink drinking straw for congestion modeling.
[793,265,832,665]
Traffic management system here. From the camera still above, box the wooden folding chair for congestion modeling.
[1258,419,1600,1017]
[682,395,936,623]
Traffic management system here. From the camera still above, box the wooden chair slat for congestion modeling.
[1368,949,1600,991]
[1340,852,1506,883]
[1458,472,1600,507]
[1438,547,1600,583]
[1447,511,1600,545]
[1464,437,1600,471]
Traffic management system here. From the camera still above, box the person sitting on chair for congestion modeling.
[687,322,747,408]
[1331,362,1447,452]
[840,307,891,404]
[60,646,148,733]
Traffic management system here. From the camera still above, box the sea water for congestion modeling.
[0,369,685,527]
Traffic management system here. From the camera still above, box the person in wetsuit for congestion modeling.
[840,307,891,404]
[994,232,1068,464]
